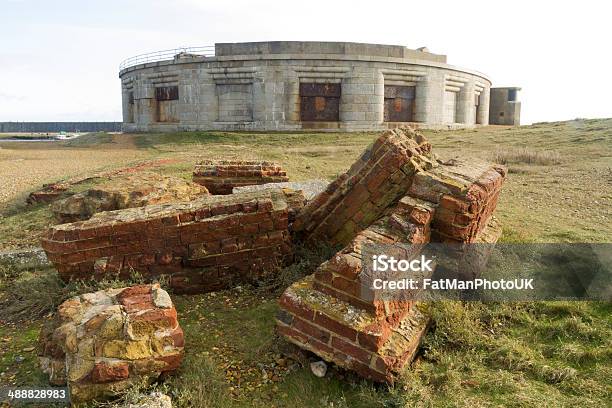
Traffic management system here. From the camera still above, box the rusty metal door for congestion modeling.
[155,86,179,101]
[300,83,341,121]
[155,86,179,123]
[384,85,415,122]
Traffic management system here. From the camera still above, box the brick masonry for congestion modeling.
[292,127,436,246]
[38,284,184,402]
[193,160,289,195]
[278,128,506,382]
[41,189,304,293]
[51,172,209,223]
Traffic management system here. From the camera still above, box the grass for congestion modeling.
[490,147,562,166]
[0,119,610,407]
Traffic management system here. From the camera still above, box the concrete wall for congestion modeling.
[119,41,492,132]
[0,122,122,133]
[489,87,521,125]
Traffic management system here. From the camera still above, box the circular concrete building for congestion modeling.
[119,41,495,132]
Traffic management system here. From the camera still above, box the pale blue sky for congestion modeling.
[1,0,610,124]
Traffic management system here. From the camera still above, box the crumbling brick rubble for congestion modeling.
[408,158,506,243]
[277,128,506,383]
[51,172,209,223]
[26,182,71,204]
[41,189,304,293]
[26,158,180,206]
[193,160,289,195]
[38,284,184,402]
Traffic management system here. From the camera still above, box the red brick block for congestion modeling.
[278,294,314,321]
[91,362,129,384]
[193,160,289,195]
[314,312,358,341]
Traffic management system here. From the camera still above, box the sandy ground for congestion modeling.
[0,146,148,205]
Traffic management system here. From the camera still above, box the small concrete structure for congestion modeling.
[489,87,521,125]
[119,41,520,132]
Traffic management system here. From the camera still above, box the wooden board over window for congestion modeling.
[300,83,341,122]
[156,86,179,101]
[384,85,415,122]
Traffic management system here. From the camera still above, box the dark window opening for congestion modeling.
[299,83,341,122]
[499,112,505,117]
[126,91,135,123]
[384,85,415,122]
[507,89,517,102]
[156,86,179,101]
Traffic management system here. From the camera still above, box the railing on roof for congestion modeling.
[119,46,215,71]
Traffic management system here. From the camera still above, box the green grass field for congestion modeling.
[0,119,610,407]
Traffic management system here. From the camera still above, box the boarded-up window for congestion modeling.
[300,83,341,122]
[384,86,415,122]
[156,86,179,101]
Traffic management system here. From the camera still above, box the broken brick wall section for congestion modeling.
[276,192,439,383]
[277,217,502,383]
[277,276,429,383]
[41,189,303,293]
[407,159,506,243]
[292,128,435,247]
[193,160,289,195]
[312,194,437,317]
[279,128,507,383]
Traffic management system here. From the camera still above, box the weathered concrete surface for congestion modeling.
[41,189,302,293]
[0,247,49,266]
[193,160,289,195]
[38,284,184,402]
[233,179,329,201]
[51,172,208,223]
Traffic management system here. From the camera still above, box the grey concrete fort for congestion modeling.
[119,41,519,132]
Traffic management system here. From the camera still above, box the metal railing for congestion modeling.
[119,46,215,71]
